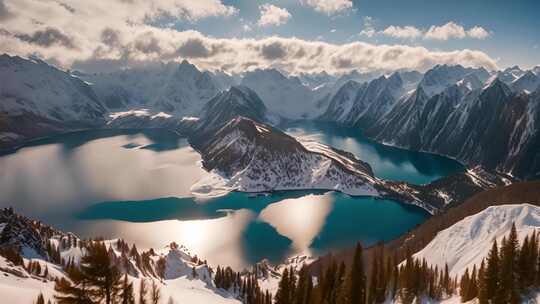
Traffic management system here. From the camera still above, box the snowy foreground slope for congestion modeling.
[0,207,242,304]
[0,247,240,304]
[414,204,540,277]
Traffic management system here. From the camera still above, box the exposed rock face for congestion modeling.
[320,64,540,179]
[365,80,540,179]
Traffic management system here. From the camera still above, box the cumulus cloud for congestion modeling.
[381,26,423,40]
[378,22,491,41]
[301,0,352,15]
[425,22,491,40]
[257,4,291,27]
[466,26,491,40]
[0,0,498,75]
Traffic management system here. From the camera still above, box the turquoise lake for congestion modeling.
[0,124,463,269]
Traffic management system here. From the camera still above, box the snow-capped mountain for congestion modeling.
[81,60,221,115]
[106,109,197,132]
[191,116,381,198]
[512,71,540,93]
[418,64,489,97]
[240,69,316,119]
[318,64,539,179]
[0,54,107,148]
[345,72,407,126]
[496,65,526,84]
[297,71,336,89]
[210,70,241,91]
[364,78,540,179]
[414,204,540,277]
[318,80,366,123]
[193,86,273,136]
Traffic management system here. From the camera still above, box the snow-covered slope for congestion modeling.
[194,86,273,136]
[512,71,540,93]
[240,69,316,119]
[0,54,106,148]
[418,64,488,97]
[81,60,221,115]
[413,204,540,277]
[318,80,366,123]
[0,208,241,304]
[191,116,380,198]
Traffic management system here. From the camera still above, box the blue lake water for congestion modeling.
[283,121,465,185]
[0,125,462,269]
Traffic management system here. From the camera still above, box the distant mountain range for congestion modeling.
[1,53,539,181]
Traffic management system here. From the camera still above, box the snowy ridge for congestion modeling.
[191,116,380,198]
[413,204,540,277]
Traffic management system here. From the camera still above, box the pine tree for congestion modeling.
[139,279,148,304]
[517,235,530,291]
[349,243,366,304]
[499,223,520,304]
[79,242,123,304]
[485,239,499,300]
[478,260,488,304]
[289,266,297,303]
[275,268,290,304]
[54,276,93,304]
[120,274,135,304]
[459,268,470,302]
[36,293,45,304]
[150,280,161,304]
[442,263,451,295]
[468,265,478,300]
[295,264,311,304]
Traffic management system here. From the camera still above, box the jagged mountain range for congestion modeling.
[1,53,539,181]
[322,65,540,179]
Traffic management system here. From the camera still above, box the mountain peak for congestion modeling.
[483,77,512,99]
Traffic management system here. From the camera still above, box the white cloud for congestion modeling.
[425,22,467,40]
[330,29,337,33]
[243,24,252,32]
[257,4,291,27]
[0,1,498,74]
[424,22,491,40]
[301,0,352,15]
[381,25,422,40]
[466,26,491,40]
[375,22,491,41]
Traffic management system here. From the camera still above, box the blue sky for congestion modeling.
[0,0,537,73]
[176,0,540,69]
